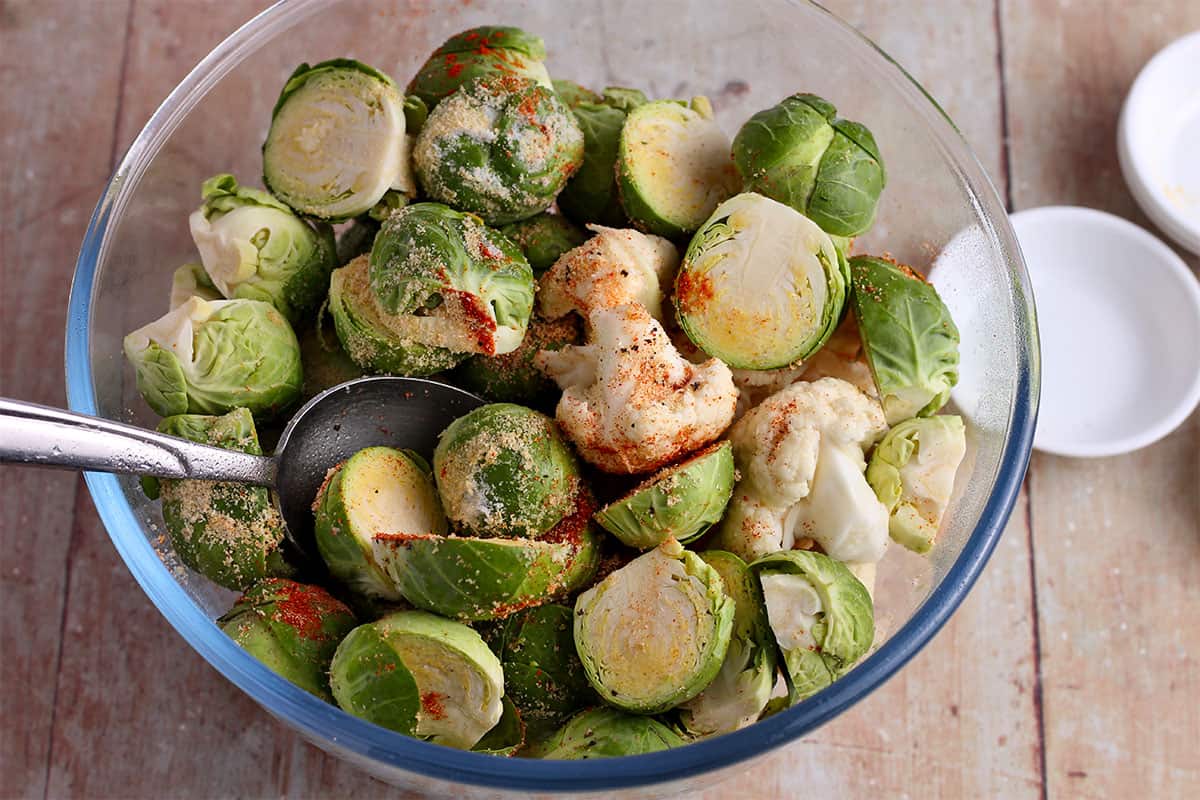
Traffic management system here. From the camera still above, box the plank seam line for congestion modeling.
[106,0,137,175]
[994,0,1015,212]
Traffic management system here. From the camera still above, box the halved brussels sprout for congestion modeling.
[525,707,685,759]
[479,603,597,738]
[616,98,740,238]
[313,446,447,600]
[557,89,649,227]
[732,93,886,237]
[499,213,587,276]
[407,26,553,111]
[369,203,536,356]
[413,77,584,226]
[329,610,504,749]
[188,174,337,324]
[263,59,410,221]
[593,441,734,549]
[155,408,293,590]
[675,192,847,370]
[751,550,874,703]
[453,315,580,406]
[169,262,221,309]
[124,297,302,419]
[573,538,734,713]
[298,316,364,401]
[328,256,467,376]
[433,403,581,539]
[218,578,357,701]
[473,696,526,756]
[849,255,960,424]
[866,415,966,553]
[679,551,777,736]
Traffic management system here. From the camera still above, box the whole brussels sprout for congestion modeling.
[452,315,580,406]
[593,440,735,550]
[313,446,447,600]
[526,707,685,759]
[263,59,412,221]
[751,549,874,703]
[155,408,294,590]
[499,213,587,275]
[849,255,960,424]
[123,296,302,419]
[732,93,886,238]
[573,538,735,714]
[866,414,967,553]
[412,77,584,226]
[329,610,504,749]
[557,88,649,227]
[433,403,581,539]
[188,174,337,324]
[169,262,222,309]
[218,578,356,701]
[407,26,553,111]
[675,192,847,370]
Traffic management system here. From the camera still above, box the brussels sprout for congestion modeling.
[328,256,467,376]
[751,550,874,703]
[407,26,553,111]
[849,255,960,424]
[218,578,356,701]
[188,174,337,324]
[732,93,886,237]
[480,603,598,738]
[616,98,741,238]
[525,707,685,759]
[369,203,537,356]
[298,316,364,400]
[169,262,222,309]
[675,192,848,370]
[123,296,302,419]
[433,403,581,539]
[329,610,504,749]
[574,538,734,714]
[453,315,581,406]
[866,415,966,553]
[600,87,649,114]
[557,89,649,227]
[335,218,380,267]
[593,441,734,549]
[679,551,777,736]
[264,59,412,221]
[314,446,447,600]
[473,696,526,756]
[552,79,601,109]
[499,213,587,275]
[413,77,584,226]
[155,409,293,590]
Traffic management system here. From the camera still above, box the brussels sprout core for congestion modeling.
[525,707,685,759]
[573,538,735,713]
[676,192,847,370]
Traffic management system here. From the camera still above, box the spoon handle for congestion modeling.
[0,398,276,486]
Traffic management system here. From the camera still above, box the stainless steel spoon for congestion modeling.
[0,376,484,551]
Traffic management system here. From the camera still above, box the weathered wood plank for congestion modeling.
[1001,1,1200,796]
[0,1,130,797]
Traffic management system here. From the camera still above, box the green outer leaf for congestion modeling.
[552,79,601,109]
[407,26,551,110]
[130,342,190,417]
[750,550,874,704]
[218,578,357,702]
[805,122,887,237]
[524,707,685,759]
[594,441,735,549]
[403,94,428,135]
[372,533,576,621]
[557,102,629,227]
[600,87,649,113]
[573,540,736,714]
[473,696,526,756]
[849,255,960,424]
[329,620,422,735]
[499,213,587,275]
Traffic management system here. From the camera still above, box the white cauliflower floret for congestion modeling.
[536,303,737,474]
[538,226,679,323]
[714,377,890,563]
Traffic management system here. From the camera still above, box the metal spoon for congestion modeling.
[0,376,484,550]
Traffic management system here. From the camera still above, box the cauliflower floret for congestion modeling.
[536,303,737,474]
[713,377,890,563]
[538,226,679,323]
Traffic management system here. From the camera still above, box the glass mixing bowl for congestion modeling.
[64,0,1039,795]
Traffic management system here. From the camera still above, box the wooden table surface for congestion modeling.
[2,1,1197,797]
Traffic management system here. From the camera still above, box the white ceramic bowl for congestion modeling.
[1118,30,1200,256]
[1010,206,1200,457]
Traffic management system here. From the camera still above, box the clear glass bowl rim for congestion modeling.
[64,0,1039,792]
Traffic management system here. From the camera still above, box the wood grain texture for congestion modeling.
[0,1,130,797]
[1001,2,1200,796]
